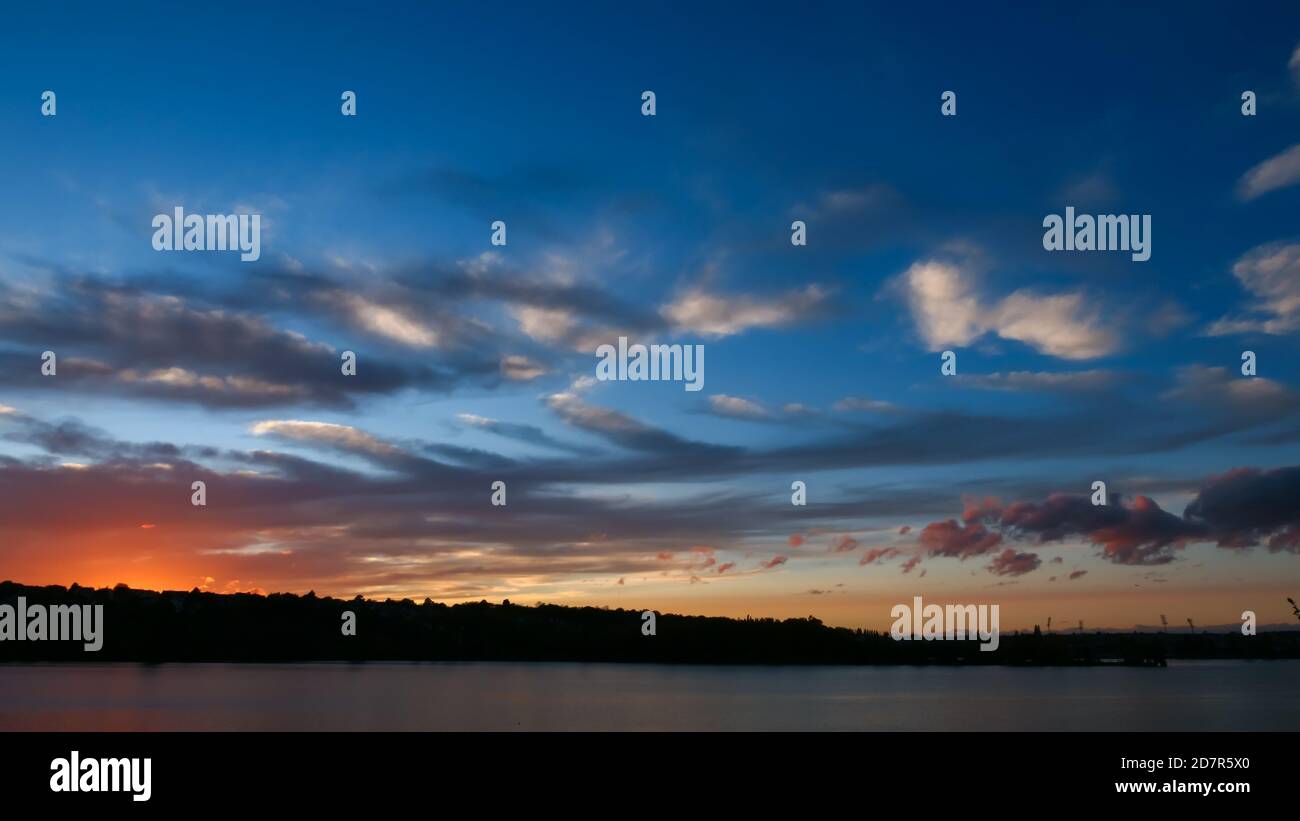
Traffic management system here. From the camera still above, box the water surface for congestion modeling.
[1,660,1295,731]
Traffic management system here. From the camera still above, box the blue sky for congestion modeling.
[1,2,1299,629]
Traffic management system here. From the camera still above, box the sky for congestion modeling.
[1,1,1299,631]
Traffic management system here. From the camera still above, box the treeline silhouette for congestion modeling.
[3,581,1299,665]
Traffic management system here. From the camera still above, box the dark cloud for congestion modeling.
[910,465,1300,571]
[0,276,491,408]
[1183,466,1300,552]
[987,549,1041,577]
[918,519,1002,559]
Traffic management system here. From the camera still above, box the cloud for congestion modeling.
[831,534,859,552]
[832,396,897,413]
[1068,569,1088,580]
[544,392,738,459]
[760,555,788,569]
[251,420,402,458]
[859,546,902,565]
[499,355,546,381]
[792,184,901,219]
[511,305,578,344]
[455,413,597,456]
[898,257,1119,360]
[1183,466,1300,552]
[991,291,1118,360]
[1206,242,1300,335]
[1238,143,1300,200]
[661,285,829,337]
[988,549,1041,577]
[1162,365,1300,423]
[917,518,1002,559]
[1058,172,1118,207]
[708,394,772,420]
[912,465,1300,569]
[900,260,984,348]
[0,277,485,408]
[955,370,1120,393]
[320,292,441,348]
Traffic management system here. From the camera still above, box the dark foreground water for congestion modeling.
[1,659,1296,731]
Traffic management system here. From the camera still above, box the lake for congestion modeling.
[1,659,1296,731]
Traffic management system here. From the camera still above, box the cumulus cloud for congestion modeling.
[918,518,1002,559]
[898,258,1119,360]
[911,465,1300,570]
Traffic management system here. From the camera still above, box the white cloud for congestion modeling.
[708,394,771,420]
[511,305,576,343]
[545,392,646,435]
[326,293,440,348]
[251,420,401,456]
[992,290,1116,360]
[500,355,546,381]
[1207,241,1300,336]
[902,261,984,348]
[1237,143,1300,201]
[118,367,306,399]
[899,258,1119,360]
[661,285,828,338]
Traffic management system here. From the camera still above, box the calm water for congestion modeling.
[1,660,1296,731]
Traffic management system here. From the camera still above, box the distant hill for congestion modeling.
[2,580,1298,665]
